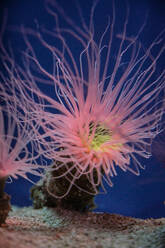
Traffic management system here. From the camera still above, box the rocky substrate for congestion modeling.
[0,206,165,248]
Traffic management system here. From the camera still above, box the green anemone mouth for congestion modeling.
[89,122,112,151]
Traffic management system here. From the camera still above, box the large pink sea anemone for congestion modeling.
[4,0,165,197]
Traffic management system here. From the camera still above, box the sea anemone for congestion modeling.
[5,0,165,199]
[0,79,46,182]
[0,42,51,189]
[0,63,48,223]
[0,106,43,182]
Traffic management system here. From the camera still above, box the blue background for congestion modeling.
[0,0,165,219]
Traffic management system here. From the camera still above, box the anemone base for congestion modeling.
[0,193,11,225]
[31,165,99,212]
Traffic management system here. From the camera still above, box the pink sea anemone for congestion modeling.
[0,64,47,182]
[5,0,165,197]
[0,41,53,223]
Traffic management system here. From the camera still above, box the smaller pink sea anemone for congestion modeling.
[0,107,42,181]
[4,0,165,199]
[0,61,47,182]
[0,60,49,223]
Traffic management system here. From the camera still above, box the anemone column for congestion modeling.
[0,177,11,226]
